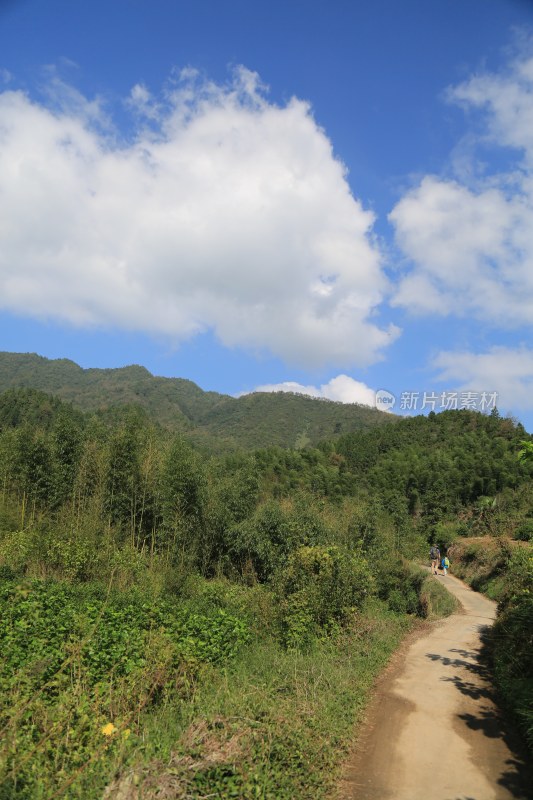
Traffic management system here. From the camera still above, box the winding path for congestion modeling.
[339,574,532,800]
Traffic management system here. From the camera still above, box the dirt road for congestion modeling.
[339,574,532,800]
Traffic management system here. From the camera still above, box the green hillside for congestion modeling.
[0,383,531,797]
[0,351,394,449]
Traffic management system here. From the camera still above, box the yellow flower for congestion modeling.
[101,722,117,737]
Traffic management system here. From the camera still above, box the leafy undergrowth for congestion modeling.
[378,561,458,619]
[493,596,533,753]
[450,537,533,754]
[448,537,515,600]
[0,546,452,799]
[0,576,412,800]
[0,579,250,799]
[104,602,411,800]
[491,546,533,752]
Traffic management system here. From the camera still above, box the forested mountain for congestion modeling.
[0,351,394,450]
[0,387,531,570]
[336,408,531,530]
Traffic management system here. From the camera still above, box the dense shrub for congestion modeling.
[492,595,533,750]
[514,520,533,542]
[274,545,373,647]
[490,547,533,751]
[375,560,425,615]
[0,579,251,798]
[179,575,277,637]
[0,580,250,684]
[453,540,533,752]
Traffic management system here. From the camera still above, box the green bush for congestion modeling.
[497,546,533,611]
[222,498,334,583]
[0,580,251,684]
[387,585,419,614]
[434,519,463,548]
[0,578,251,797]
[373,560,457,619]
[489,546,533,752]
[514,520,533,542]
[492,597,533,751]
[274,545,373,647]
[45,531,98,580]
[180,575,276,637]
[375,560,425,615]
[224,501,291,581]
[449,538,509,600]
[116,603,412,800]
[0,528,42,573]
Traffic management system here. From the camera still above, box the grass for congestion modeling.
[419,574,459,619]
[0,573,413,800]
[103,601,412,800]
[448,537,514,600]
[0,555,454,798]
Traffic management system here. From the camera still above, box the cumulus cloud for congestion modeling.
[251,374,377,405]
[0,67,397,368]
[390,44,533,326]
[433,345,533,412]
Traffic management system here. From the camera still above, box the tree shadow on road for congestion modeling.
[425,629,532,799]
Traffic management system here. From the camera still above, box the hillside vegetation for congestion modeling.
[0,352,394,451]
[0,381,531,797]
[449,537,532,749]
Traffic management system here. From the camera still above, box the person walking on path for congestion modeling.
[430,543,440,575]
[441,554,450,576]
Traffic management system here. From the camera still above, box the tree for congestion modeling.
[518,440,533,463]
[104,425,142,537]
[159,436,206,565]
[50,411,83,508]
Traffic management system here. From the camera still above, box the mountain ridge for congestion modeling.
[0,351,395,450]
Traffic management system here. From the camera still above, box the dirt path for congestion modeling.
[339,574,532,800]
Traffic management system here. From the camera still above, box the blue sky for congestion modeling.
[2,0,533,429]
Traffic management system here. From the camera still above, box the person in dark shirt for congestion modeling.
[430,544,441,575]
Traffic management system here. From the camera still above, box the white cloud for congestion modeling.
[390,44,533,326]
[0,67,397,368]
[449,53,533,162]
[251,374,377,405]
[433,345,533,413]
